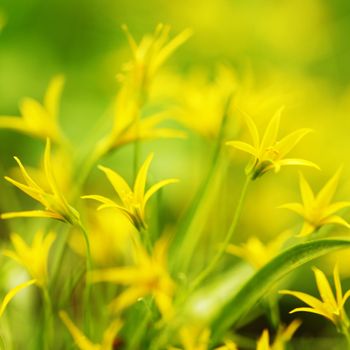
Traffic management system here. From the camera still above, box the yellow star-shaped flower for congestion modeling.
[1,138,80,225]
[280,169,350,236]
[226,107,319,179]
[280,265,350,329]
[82,153,178,231]
[0,76,66,143]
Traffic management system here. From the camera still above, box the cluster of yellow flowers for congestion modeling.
[1,24,350,350]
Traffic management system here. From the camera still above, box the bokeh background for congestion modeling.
[1,0,350,347]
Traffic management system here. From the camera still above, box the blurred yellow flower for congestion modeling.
[280,169,350,236]
[256,319,301,350]
[226,107,319,179]
[95,24,190,157]
[227,231,290,269]
[89,237,175,317]
[59,311,122,350]
[169,326,237,350]
[0,279,36,318]
[3,231,55,288]
[83,153,178,231]
[1,139,80,225]
[280,266,350,329]
[0,76,66,143]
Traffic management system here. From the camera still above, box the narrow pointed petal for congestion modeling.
[289,307,333,323]
[282,319,302,341]
[59,311,97,350]
[260,106,283,152]
[333,264,343,307]
[277,158,320,170]
[13,156,41,190]
[98,165,133,208]
[0,279,36,318]
[316,168,342,210]
[1,210,64,221]
[44,75,64,119]
[256,329,270,350]
[279,290,329,313]
[324,201,350,217]
[226,141,257,157]
[275,128,313,157]
[241,111,260,149]
[4,176,44,203]
[101,319,123,349]
[298,173,315,210]
[341,290,350,307]
[134,153,154,203]
[88,267,141,285]
[0,116,26,132]
[144,178,178,208]
[312,267,337,309]
[278,202,305,216]
[321,215,350,229]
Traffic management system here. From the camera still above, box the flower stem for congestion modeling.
[341,325,350,349]
[78,223,93,336]
[190,175,250,290]
[42,287,52,350]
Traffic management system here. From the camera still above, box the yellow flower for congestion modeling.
[279,169,350,236]
[89,237,175,317]
[59,311,122,350]
[3,231,56,288]
[0,76,66,143]
[95,24,190,156]
[256,320,301,350]
[1,138,80,225]
[0,279,36,318]
[227,231,291,269]
[82,153,178,230]
[226,107,319,179]
[280,266,350,329]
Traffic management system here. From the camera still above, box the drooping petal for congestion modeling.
[226,141,257,157]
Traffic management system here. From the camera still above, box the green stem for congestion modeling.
[341,324,350,349]
[78,223,93,336]
[42,287,52,350]
[190,175,250,290]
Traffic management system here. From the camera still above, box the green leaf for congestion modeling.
[181,238,350,341]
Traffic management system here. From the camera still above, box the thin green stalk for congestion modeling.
[170,94,233,272]
[78,223,93,336]
[42,287,52,350]
[341,326,350,350]
[190,175,250,290]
